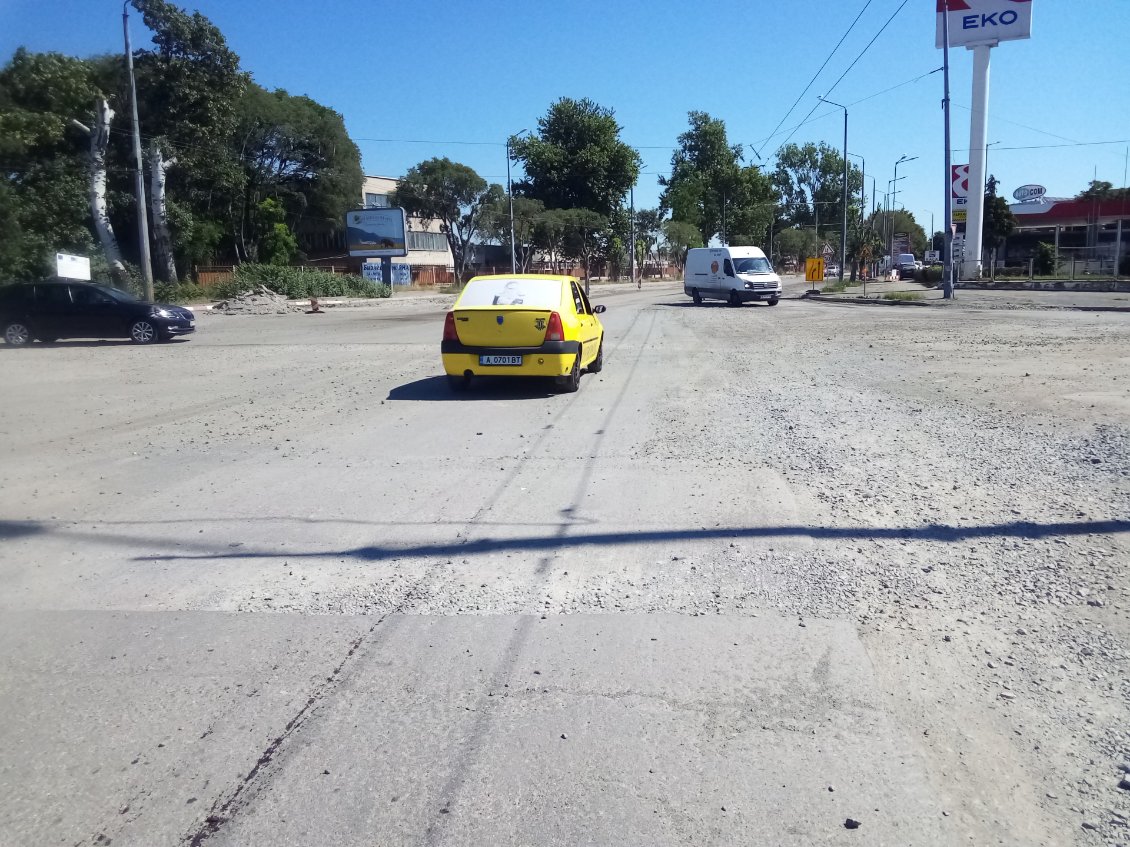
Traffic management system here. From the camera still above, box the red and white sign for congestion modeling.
[936,0,1033,49]
[951,164,970,224]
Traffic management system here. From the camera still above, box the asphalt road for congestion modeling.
[1,282,1127,846]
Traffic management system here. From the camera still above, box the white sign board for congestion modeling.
[925,250,941,263]
[936,0,1033,49]
[56,253,91,280]
[346,208,408,258]
[362,262,412,286]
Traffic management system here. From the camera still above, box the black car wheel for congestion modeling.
[557,351,581,393]
[3,322,32,346]
[446,373,471,392]
[691,288,702,305]
[766,299,779,306]
[589,339,604,373]
[728,290,741,307]
[129,319,159,344]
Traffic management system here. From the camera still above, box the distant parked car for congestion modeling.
[0,281,195,346]
[824,263,840,278]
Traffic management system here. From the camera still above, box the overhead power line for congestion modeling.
[760,0,876,154]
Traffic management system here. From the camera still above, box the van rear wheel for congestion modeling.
[728,290,741,307]
[691,288,702,305]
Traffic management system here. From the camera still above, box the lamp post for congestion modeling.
[819,97,849,282]
[506,129,528,274]
[848,152,866,278]
[889,155,917,263]
[123,2,153,301]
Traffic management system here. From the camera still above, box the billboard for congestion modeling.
[56,253,91,280]
[362,262,412,285]
[936,0,1032,49]
[345,208,408,258]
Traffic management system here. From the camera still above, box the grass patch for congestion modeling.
[883,291,923,301]
[820,281,851,294]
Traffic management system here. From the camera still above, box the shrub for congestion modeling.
[1034,242,1056,275]
[153,282,211,304]
[883,291,922,301]
[216,264,392,299]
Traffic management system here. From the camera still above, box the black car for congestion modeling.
[0,281,195,346]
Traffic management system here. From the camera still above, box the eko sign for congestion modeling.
[936,0,1033,49]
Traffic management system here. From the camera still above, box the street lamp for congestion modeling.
[890,155,918,263]
[819,96,849,282]
[506,129,529,274]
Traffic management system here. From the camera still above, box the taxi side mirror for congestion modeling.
[593,304,606,314]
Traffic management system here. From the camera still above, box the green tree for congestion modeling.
[1033,242,1056,275]
[481,194,544,273]
[775,227,818,266]
[233,83,363,260]
[0,49,104,280]
[393,158,502,283]
[772,142,861,236]
[510,98,641,217]
[256,198,297,265]
[1075,179,1130,201]
[660,112,775,249]
[533,208,570,273]
[983,194,1016,248]
[661,219,702,272]
[559,208,607,289]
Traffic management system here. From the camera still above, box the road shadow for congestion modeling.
[5,338,194,349]
[0,519,45,540]
[117,518,1130,565]
[388,374,561,402]
[653,301,780,308]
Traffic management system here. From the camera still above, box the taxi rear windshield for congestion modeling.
[458,278,563,309]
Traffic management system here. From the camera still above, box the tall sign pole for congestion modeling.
[123,2,153,301]
[964,43,992,280]
[936,0,1033,280]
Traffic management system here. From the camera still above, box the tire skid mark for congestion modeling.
[175,308,656,845]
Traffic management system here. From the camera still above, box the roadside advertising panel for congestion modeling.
[936,0,1033,49]
[952,164,970,224]
[346,208,408,258]
[362,262,412,285]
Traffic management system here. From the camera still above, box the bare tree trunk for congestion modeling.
[72,99,127,283]
[148,144,178,283]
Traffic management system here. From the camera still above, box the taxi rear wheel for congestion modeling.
[557,351,581,393]
[446,373,471,392]
[589,340,604,373]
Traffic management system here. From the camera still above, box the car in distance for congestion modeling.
[684,246,781,306]
[441,274,605,392]
[896,253,918,280]
[0,281,195,346]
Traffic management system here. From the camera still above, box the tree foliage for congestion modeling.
[0,1,363,283]
[772,142,862,236]
[660,112,775,249]
[393,158,501,283]
[510,98,641,217]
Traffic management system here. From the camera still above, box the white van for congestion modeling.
[684,246,782,306]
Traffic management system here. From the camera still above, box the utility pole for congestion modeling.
[629,185,637,287]
[942,0,955,297]
[123,2,153,301]
[506,136,515,274]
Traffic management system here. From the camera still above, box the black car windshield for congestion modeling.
[733,257,771,274]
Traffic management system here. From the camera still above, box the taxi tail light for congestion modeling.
[442,311,459,342]
[544,311,564,342]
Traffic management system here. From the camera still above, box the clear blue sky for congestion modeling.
[3,0,1128,235]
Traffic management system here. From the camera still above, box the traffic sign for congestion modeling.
[805,258,826,283]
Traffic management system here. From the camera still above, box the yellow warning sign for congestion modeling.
[805,257,826,283]
[952,209,967,224]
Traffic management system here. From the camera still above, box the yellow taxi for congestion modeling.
[441,274,606,392]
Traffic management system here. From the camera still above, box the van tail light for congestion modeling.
[545,311,564,342]
[443,311,459,342]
